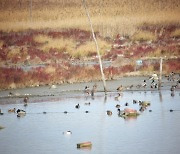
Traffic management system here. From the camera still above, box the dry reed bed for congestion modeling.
[0,0,180,36]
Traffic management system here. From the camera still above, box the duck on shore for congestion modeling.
[117,85,124,91]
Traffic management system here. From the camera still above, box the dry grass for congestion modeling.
[34,34,111,58]
[147,48,179,58]
[74,39,111,58]
[0,40,4,47]
[34,35,76,53]
[131,31,157,41]
[170,29,180,38]
[0,0,180,36]
[7,47,21,58]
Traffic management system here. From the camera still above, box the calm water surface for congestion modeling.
[0,87,180,154]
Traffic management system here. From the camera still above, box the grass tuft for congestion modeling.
[131,31,157,41]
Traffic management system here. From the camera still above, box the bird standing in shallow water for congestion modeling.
[114,93,122,101]
[24,96,29,107]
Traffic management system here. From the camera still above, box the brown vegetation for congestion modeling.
[0,0,180,90]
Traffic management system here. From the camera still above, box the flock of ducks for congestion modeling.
[1,75,179,119]
[106,96,151,118]
[0,96,28,117]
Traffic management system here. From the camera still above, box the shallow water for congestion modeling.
[0,88,180,154]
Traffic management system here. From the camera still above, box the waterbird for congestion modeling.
[116,104,121,109]
[117,85,124,91]
[107,110,112,116]
[114,93,121,101]
[84,102,91,105]
[24,96,29,107]
[63,131,72,135]
[0,109,3,115]
[125,102,129,106]
[170,109,173,112]
[64,111,68,114]
[75,104,80,109]
[117,108,121,114]
[133,100,138,104]
[84,86,90,95]
[139,106,145,112]
[8,108,16,113]
[16,109,26,116]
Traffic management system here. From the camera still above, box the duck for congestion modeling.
[170,86,175,92]
[0,109,3,115]
[50,84,57,89]
[114,93,121,101]
[170,109,173,112]
[117,108,121,114]
[8,108,16,113]
[117,85,124,91]
[84,86,90,95]
[63,131,72,135]
[116,104,121,109]
[24,96,29,106]
[133,100,138,104]
[75,104,80,109]
[139,106,145,112]
[125,102,129,106]
[107,110,112,116]
[84,102,91,105]
[16,109,26,116]
[91,84,97,97]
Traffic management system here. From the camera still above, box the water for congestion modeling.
[0,88,180,154]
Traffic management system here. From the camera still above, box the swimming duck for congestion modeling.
[170,109,173,112]
[117,108,121,114]
[107,110,112,116]
[125,102,129,106]
[8,108,16,113]
[84,102,91,105]
[84,86,90,95]
[116,104,121,109]
[133,100,138,104]
[16,109,26,116]
[75,104,80,109]
[0,109,3,115]
[63,131,72,135]
[139,106,145,112]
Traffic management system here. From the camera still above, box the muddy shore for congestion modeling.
[0,75,179,105]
